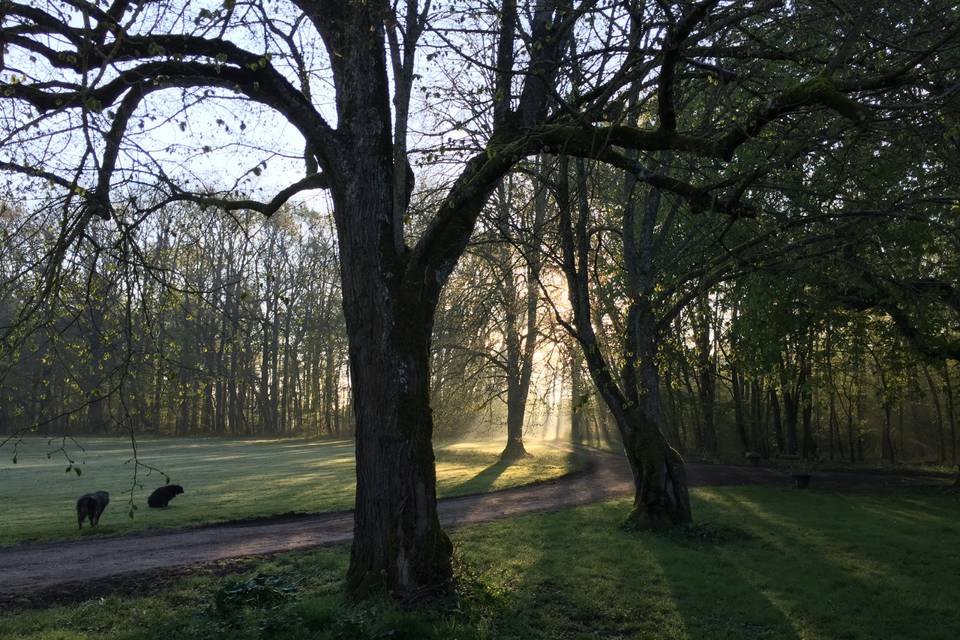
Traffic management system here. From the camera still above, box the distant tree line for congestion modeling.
[3,178,957,470]
[1,203,350,439]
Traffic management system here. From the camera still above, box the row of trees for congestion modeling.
[5,185,957,468]
[435,159,960,468]
[1,204,350,439]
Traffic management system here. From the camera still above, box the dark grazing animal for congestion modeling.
[76,491,110,529]
[147,484,184,508]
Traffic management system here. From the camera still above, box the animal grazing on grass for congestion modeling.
[148,484,184,508]
[76,491,110,529]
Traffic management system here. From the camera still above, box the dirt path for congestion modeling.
[0,447,949,604]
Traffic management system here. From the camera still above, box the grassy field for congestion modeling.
[2,486,957,639]
[0,437,580,546]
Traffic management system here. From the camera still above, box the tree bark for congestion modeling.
[557,156,691,530]
[923,365,946,463]
[731,364,750,455]
[944,363,958,463]
[333,167,453,600]
[769,388,784,453]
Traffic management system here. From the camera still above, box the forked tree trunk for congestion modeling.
[315,6,462,599]
[558,156,691,531]
[324,122,461,595]
[497,171,544,462]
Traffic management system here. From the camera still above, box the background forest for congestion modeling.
[3,166,957,466]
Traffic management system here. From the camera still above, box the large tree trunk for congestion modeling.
[317,0,557,601]
[344,313,452,600]
[336,198,453,598]
[325,69,454,595]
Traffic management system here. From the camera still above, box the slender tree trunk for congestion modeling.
[731,364,749,455]
[750,379,768,457]
[570,343,586,445]
[901,399,908,458]
[944,363,957,463]
[846,404,856,463]
[782,386,800,455]
[923,366,946,463]
[801,386,815,459]
[882,403,896,464]
[769,388,784,453]
[498,169,544,461]
[694,295,718,456]
[662,362,683,449]
[323,341,336,436]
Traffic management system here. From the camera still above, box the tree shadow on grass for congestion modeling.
[445,459,513,496]
[682,487,960,640]
[452,498,802,639]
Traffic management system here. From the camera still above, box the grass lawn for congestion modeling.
[0,437,580,546]
[2,486,958,639]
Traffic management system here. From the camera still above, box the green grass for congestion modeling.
[0,437,580,546]
[3,486,958,639]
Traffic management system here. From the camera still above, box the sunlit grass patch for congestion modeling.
[0,437,582,546]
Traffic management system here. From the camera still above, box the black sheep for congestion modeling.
[76,491,110,529]
[147,484,184,508]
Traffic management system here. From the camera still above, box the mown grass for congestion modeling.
[0,437,580,546]
[2,486,958,639]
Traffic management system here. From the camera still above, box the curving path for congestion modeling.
[0,446,949,604]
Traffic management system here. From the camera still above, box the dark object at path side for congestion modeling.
[0,448,949,604]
